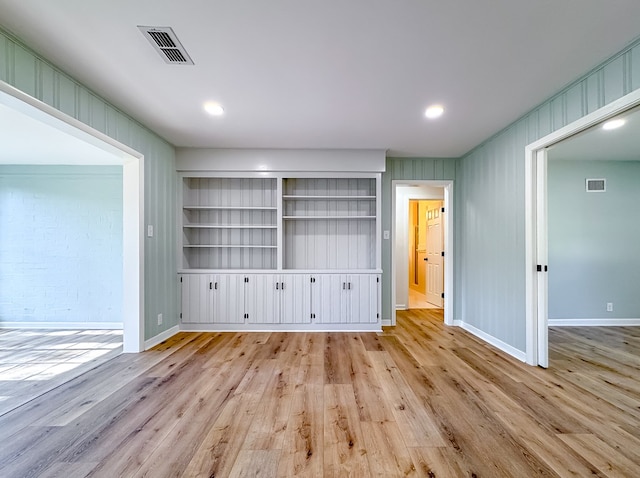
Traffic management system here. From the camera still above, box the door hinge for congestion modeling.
[441,292,445,299]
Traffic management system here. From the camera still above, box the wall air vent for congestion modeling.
[138,26,194,65]
[586,178,606,192]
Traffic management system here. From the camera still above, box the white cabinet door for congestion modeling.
[347,274,379,324]
[313,274,379,324]
[314,274,345,324]
[247,274,279,324]
[280,274,311,324]
[212,274,245,324]
[180,274,212,324]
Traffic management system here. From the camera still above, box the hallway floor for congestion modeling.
[408,288,440,309]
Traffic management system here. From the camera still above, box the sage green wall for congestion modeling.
[457,37,640,352]
[382,158,456,320]
[0,27,178,341]
[548,160,640,320]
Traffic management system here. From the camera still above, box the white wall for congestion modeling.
[0,165,123,327]
[394,185,444,308]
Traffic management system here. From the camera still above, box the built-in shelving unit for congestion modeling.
[181,177,277,270]
[176,149,385,331]
[282,178,377,270]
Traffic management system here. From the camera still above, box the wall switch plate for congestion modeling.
[157,313,163,325]
[606,302,613,312]
[147,225,154,237]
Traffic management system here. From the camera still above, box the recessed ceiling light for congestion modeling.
[424,104,444,119]
[602,118,625,130]
[204,102,224,116]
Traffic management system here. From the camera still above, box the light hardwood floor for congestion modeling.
[0,310,639,477]
[0,329,122,416]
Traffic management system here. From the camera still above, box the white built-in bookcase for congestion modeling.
[180,175,380,272]
[181,177,277,270]
[176,149,385,331]
[282,178,377,270]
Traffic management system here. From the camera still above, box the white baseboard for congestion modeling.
[456,321,527,363]
[179,323,382,333]
[145,325,180,350]
[549,318,640,327]
[381,319,392,327]
[0,321,123,329]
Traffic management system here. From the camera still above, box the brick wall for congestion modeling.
[0,165,123,326]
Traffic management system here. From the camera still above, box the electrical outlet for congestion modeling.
[157,313,163,325]
[606,303,613,312]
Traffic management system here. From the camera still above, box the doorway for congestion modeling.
[525,88,640,367]
[391,180,453,326]
[408,199,444,309]
[0,81,144,353]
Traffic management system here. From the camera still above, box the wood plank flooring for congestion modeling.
[1,310,639,477]
[0,329,122,416]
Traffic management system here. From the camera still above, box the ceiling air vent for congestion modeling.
[138,26,194,65]
[586,178,606,192]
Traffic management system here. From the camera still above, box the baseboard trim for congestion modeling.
[381,319,392,327]
[549,318,640,327]
[0,321,123,329]
[457,321,527,363]
[179,323,382,333]
[144,325,180,350]
[395,304,408,310]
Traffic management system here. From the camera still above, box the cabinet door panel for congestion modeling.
[212,274,245,324]
[348,274,378,323]
[315,274,345,324]
[180,274,212,324]
[280,274,311,324]
[248,274,279,324]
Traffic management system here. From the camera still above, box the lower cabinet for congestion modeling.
[180,272,380,328]
[311,274,380,324]
[180,274,244,324]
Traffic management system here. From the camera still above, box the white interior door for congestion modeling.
[425,203,444,307]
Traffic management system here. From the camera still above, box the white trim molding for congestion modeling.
[144,325,180,350]
[0,322,123,329]
[549,318,640,327]
[458,321,527,363]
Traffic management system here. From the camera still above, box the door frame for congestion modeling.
[391,180,453,326]
[0,81,145,353]
[525,88,640,367]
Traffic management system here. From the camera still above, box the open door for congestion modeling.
[425,202,444,307]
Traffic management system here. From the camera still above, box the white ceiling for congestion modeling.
[1,1,640,157]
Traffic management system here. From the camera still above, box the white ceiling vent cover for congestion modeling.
[586,178,606,192]
[138,26,194,65]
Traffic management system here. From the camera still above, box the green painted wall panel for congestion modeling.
[0,27,178,342]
